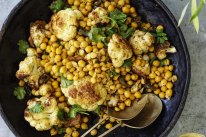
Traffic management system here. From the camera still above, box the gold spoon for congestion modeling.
[98,94,162,137]
[81,94,149,137]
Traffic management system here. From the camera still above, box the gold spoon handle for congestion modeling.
[98,123,121,137]
[81,116,108,137]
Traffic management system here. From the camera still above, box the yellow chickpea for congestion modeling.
[166,89,173,98]
[168,65,174,71]
[131,22,138,28]
[122,6,130,14]
[118,0,125,6]
[134,91,142,99]
[114,107,120,111]
[19,80,25,87]
[72,131,79,137]
[159,92,165,99]
[55,91,61,97]
[104,1,110,8]
[85,46,93,53]
[165,71,172,79]
[80,41,88,48]
[66,127,73,134]
[81,123,88,130]
[153,60,160,67]
[59,96,65,102]
[124,91,131,98]
[161,86,167,92]
[105,123,113,129]
[125,74,131,81]
[155,76,162,83]
[78,60,86,67]
[149,72,156,79]
[108,5,115,12]
[154,89,161,95]
[82,117,89,123]
[67,73,74,80]
[125,99,131,106]
[90,129,97,136]
[166,82,173,89]
[160,79,167,87]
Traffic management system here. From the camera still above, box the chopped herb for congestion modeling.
[152,30,168,44]
[149,57,157,65]
[160,60,165,66]
[120,27,135,39]
[122,58,133,67]
[54,126,66,134]
[13,86,26,100]
[109,10,127,25]
[29,103,44,113]
[109,70,118,78]
[69,105,89,118]
[17,40,29,54]
[57,109,68,121]
[94,106,101,114]
[60,75,73,88]
[49,0,67,13]
[88,27,107,45]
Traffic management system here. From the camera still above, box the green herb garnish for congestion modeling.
[29,103,44,113]
[49,0,67,13]
[109,70,118,78]
[88,27,107,45]
[13,86,26,100]
[69,105,89,118]
[122,58,133,67]
[60,75,73,88]
[17,40,29,54]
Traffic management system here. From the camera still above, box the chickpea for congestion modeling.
[74,0,80,6]
[105,123,113,129]
[73,41,80,48]
[67,0,74,4]
[85,5,92,11]
[50,128,57,136]
[160,79,167,87]
[78,60,86,67]
[82,117,89,123]
[85,46,93,53]
[149,72,156,79]
[158,67,164,73]
[165,71,172,79]
[131,22,138,28]
[154,89,161,95]
[168,65,174,71]
[55,91,61,97]
[40,43,47,50]
[159,92,165,99]
[131,74,138,81]
[97,42,104,49]
[60,66,67,74]
[115,107,120,111]
[134,91,142,99]
[108,5,115,12]
[67,73,74,80]
[127,80,133,86]
[90,129,97,136]
[153,60,160,67]
[171,75,178,82]
[125,99,131,106]
[124,91,131,98]
[72,131,79,137]
[79,71,85,78]
[19,80,25,87]
[125,74,131,81]
[155,76,162,83]
[80,41,88,48]
[66,127,73,134]
[122,6,130,14]
[161,86,167,92]
[166,82,173,89]
[130,94,135,100]
[166,89,173,98]
[81,123,88,130]
[118,0,125,6]
[130,7,136,13]
[59,96,65,102]
[50,35,57,42]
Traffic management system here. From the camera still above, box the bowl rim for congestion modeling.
[0,0,191,137]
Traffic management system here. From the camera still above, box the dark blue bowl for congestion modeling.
[0,0,190,137]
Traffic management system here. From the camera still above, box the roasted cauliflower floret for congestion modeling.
[108,34,133,67]
[27,48,38,57]
[156,41,177,60]
[50,8,83,41]
[88,7,109,25]
[24,97,60,131]
[61,76,107,111]
[129,30,154,55]
[32,84,53,97]
[132,56,150,76]
[108,96,118,107]
[16,56,45,88]
[29,20,46,47]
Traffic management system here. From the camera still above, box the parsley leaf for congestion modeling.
[94,106,101,114]
[29,103,44,113]
[54,126,66,134]
[120,27,135,39]
[69,105,89,118]
[88,27,107,45]
[13,86,26,100]
[153,30,168,44]
[109,70,118,78]
[49,0,67,13]
[109,10,127,25]
[122,58,133,67]
[17,40,29,54]
[60,75,73,88]
[57,109,68,121]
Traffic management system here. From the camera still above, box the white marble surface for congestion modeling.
[0,0,206,137]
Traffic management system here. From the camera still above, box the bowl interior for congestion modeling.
[0,0,190,137]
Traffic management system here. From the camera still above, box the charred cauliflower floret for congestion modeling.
[16,56,45,88]
[32,84,53,97]
[24,97,60,131]
[29,20,46,47]
[88,7,109,25]
[50,8,83,41]
[61,76,107,111]
[108,34,133,67]
[132,56,150,76]
[27,48,38,57]
[129,30,154,55]
[156,41,177,60]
